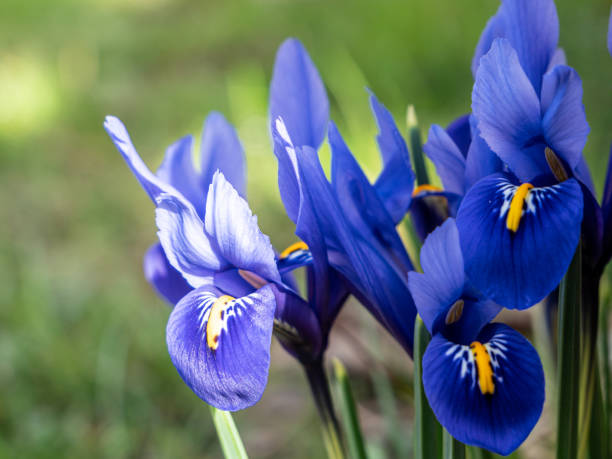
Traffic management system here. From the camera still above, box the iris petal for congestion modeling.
[269,38,329,149]
[472,39,544,182]
[456,173,583,309]
[166,284,275,411]
[205,171,281,283]
[540,65,589,173]
[200,112,246,199]
[445,114,471,157]
[423,125,466,196]
[464,128,503,191]
[369,91,415,223]
[423,323,545,455]
[272,117,301,224]
[143,243,193,305]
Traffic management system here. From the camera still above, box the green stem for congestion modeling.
[209,406,249,459]
[443,429,465,459]
[304,359,346,459]
[414,316,442,459]
[555,242,582,459]
[407,105,430,186]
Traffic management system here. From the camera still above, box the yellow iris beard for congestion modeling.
[470,341,495,395]
[506,183,534,232]
[206,295,235,350]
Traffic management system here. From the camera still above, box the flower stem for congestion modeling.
[442,429,465,459]
[304,359,346,459]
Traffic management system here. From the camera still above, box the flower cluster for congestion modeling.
[106,0,612,455]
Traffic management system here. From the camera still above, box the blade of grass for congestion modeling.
[332,358,368,459]
[414,316,442,459]
[407,105,429,186]
[209,406,249,459]
[443,429,465,459]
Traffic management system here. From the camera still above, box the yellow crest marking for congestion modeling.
[445,299,465,325]
[506,183,534,232]
[206,295,235,351]
[411,184,442,197]
[279,241,309,260]
[470,341,495,395]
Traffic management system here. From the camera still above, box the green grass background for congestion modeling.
[0,0,610,457]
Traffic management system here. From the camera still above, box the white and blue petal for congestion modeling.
[200,112,246,199]
[540,65,589,173]
[369,92,415,223]
[205,171,281,283]
[423,124,466,196]
[143,243,193,305]
[272,117,302,224]
[423,323,545,456]
[166,284,276,411]
[456,173,583,309]
[269,38,329,150]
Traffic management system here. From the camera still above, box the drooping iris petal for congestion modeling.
[423,323,545,456]
[408,219,465,332]
[540,66,589,172]
[143,243,193,305]
[156,135,204,215]
[269,38,329,149]
[104,116,179,202]
[200,112,246,199]
[155,193,224,287]
[368,91,415,223]
[472,39,544,182]
[445,114,471,156]
[329,121,413,273]
[471,0,559,94]
[456,173,583,309]
[166,284,276,411]
[423,125,466,196]
[205,171,281,283]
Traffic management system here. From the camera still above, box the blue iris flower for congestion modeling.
[105,115,320,411]
[408,219,545,455]
[269,38,417,354]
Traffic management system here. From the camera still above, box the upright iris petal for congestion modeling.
[167,283,276,411]
[456,173,583,309]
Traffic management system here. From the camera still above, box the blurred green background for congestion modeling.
[1,0,611,457]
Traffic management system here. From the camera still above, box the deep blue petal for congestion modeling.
[540,66,589,174]
[200,112,246,199]
[464,127,504,190]
[409,190,462,242]
[369,91,415,223]
[330,121,413,273]
[156,135,205,216]
[445,114,471,157]
[143,243,193,305]
[472,39,544,182]
[269,38,329,149]
[408,219,465,332]
[456,174,583,309]
[205,171,281,283]
[423,124,466,195]
[166,284,275,411]
[472,0,559,94]
[423,323,545,455]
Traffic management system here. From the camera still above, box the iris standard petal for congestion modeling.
[104,115,178,202]
[408,219,465,332]
[456,173,583,309]
[369,92,415,223]
[445,114,471,157]
[472,39,544,182]
[143,243,193,305]
[205,171,281,283]
[200,112,246,198]
[156,193,224,287]
[166,284,276,411]
[272,117,301,223]
[423,323,545,455]
[269,38,329,149]
[423,125,466,195]
[156,135,205,215]
[464,128,504,191]
[471,8,504,78]
[329,121,413,273]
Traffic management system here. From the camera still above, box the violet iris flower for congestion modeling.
[408,219,544,455]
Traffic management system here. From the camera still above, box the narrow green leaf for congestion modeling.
[467,446,495,459]
[332,358,368,459]
[407,105,430,186]
[555,242,582,459]
[414,316,442,459]
[587,362,608,459]
[209,406,249,459]
[443,429,465,459]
